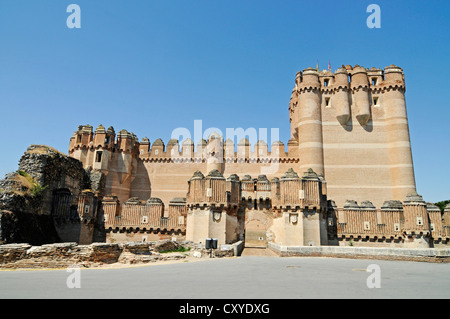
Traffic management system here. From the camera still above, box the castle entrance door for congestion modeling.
[244,210,271,248]
[245,219,267,248]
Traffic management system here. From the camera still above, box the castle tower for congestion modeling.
[69,125,94,165]
[185,170,240,246]
[92,124,113,171]
[69,125,141,205]
[427,202,447,247]
[289,64,417,208]
[270,168,328,246]
[444,204,450,227]
[77,190,98,245]
[382,65,416,200]
[402,192,431,248]
[292,68,324,176]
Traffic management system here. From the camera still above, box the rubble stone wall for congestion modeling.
[0,241,200,269]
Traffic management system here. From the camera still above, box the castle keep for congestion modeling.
[3,64,446,250]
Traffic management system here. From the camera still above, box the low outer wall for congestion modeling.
[0,243,124,269]
[269,243,450,263]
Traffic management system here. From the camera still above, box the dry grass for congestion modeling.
[14,174,34,190]
[10,171,48,197]
[25,145,66,155]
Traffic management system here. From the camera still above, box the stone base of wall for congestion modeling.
[0,239,246,269]
[0,241,195,269]
[106,229,185,243]
[269,243,450,263]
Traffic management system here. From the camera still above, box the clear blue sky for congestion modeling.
[0,0,448,203]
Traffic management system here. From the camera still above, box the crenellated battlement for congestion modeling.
[292,64,405,95]
[333,192,450,247]
[144,137,293,162]
[69,124,140,154]
[70,125,305,165]
[103,195,186,234]
[184,168,327,211]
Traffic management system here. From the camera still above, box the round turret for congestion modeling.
[343,200,360,210]
[334,67,349,86]
[301,67,320,86]
[281,168,300,181]
[295,67,324,175]
[381,200,403,211]
[351,65,369,87]
[350,66,371,126]
[334,67,351,126]
[384,65,404,84]
[189,170,205,181]
[106,126,115,135]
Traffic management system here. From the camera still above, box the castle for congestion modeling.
[59,64,448,249]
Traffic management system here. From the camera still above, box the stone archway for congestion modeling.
[244,210,272,248]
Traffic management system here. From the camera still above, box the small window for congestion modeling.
[142,236,147,242]
[84,205,90,214]
[95,151,103,163]
[328,218,334,226]
[140,149,144,155]
[364,221,370,230]
[324,79,329,87]
[372,78,377,86]
[325,97,330,107]
[142,216,148,224]
[76,135,82,143]
[155,149,159,155]
[105,136,110,144]
[373,97,379,106]
[430,223,435,231]
[394,223,400,231]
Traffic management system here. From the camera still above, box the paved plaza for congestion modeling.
[0,255,448,299]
